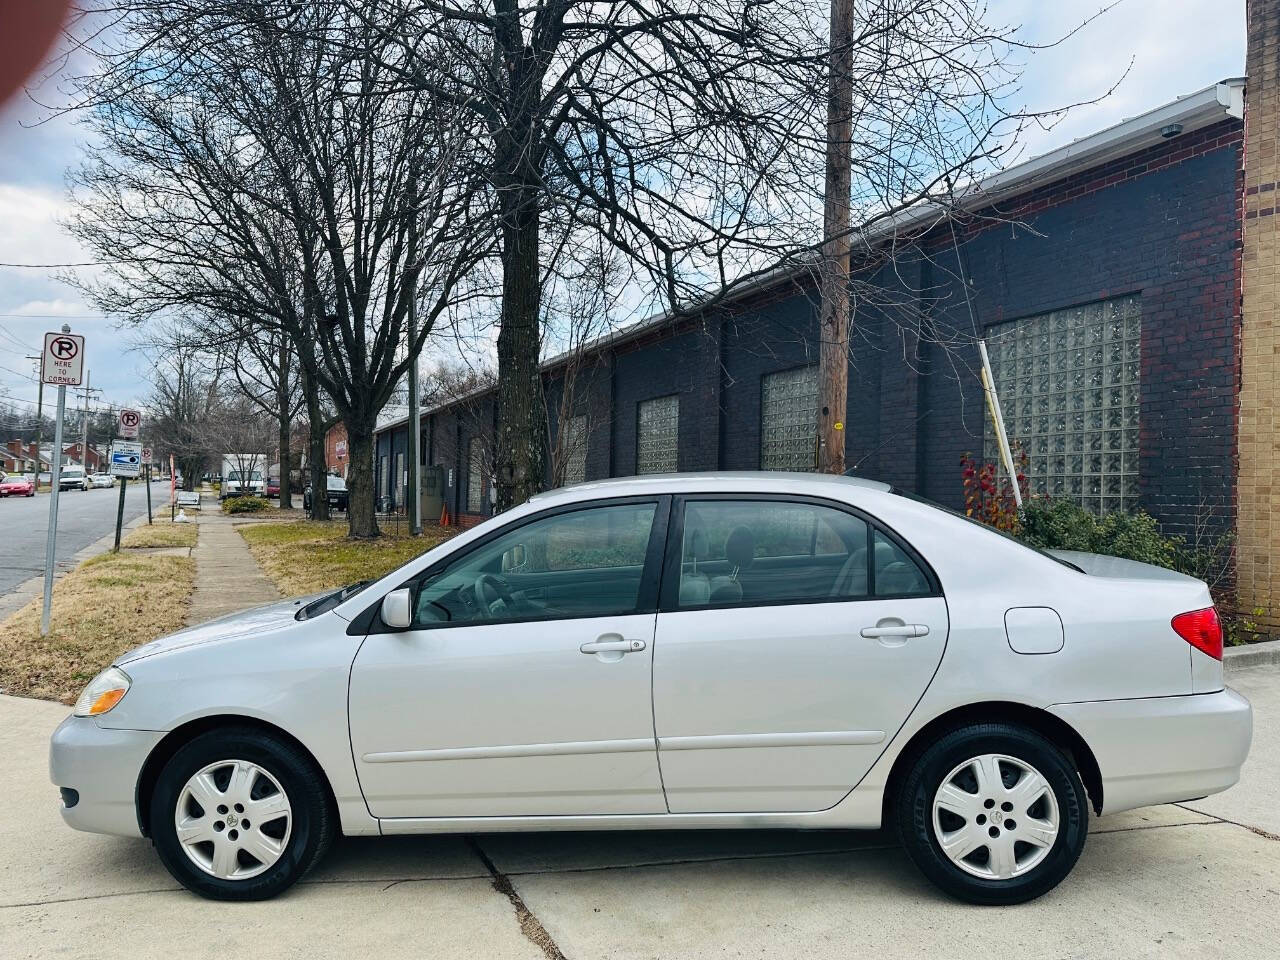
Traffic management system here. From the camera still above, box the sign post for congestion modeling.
[109,438,143,552]
[142,446,153,524]
[39,325,85,636]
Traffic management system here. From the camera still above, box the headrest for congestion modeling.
[724,525,755,570]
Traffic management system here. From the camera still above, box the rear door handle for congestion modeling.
[861,624,929,639]
[580,638,646,654]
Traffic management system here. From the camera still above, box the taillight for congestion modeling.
[1171,607,1223,661]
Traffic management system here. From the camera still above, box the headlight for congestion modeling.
[74,667,131,717]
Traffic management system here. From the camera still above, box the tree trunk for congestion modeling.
[817,0,854,474]
[277,415,293,509]
[300,365,329,521]
[346,424,378,538]
[494,189,547,511]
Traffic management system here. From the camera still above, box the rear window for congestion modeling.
[890,487,1083,573]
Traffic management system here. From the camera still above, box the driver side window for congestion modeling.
[411,501,658,626]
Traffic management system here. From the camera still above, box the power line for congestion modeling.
[0,261,112,268]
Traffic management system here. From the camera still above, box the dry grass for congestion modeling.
[120,516,199,549]
[0,552,197,703]
[239,520,453,596]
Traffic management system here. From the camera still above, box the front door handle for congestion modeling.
[580,637,646,654]
[861,624,930,639]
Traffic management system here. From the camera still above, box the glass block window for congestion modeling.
[561,415,587,485]
[467,437,485,512]
[984,295,1141,514]
[761,365,818,471]
[636,395,679,474]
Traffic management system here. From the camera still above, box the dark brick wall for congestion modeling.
[378,120,1242,540]
[910,122,1243,536]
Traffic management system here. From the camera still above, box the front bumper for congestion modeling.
[49,715,164,838]
[1050,688,1253,815]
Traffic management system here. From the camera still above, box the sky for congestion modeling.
[0,0,1250,423]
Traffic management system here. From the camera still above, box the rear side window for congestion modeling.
[872,529,932,597]
[675,500,870,607]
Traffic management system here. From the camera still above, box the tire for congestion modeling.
[149,727,335,901]
[895,722,1088,905]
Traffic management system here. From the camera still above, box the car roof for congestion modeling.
[526,471,891,507]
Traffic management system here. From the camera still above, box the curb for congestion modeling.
[1224,639,1280,675]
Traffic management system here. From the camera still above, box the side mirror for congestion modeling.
[381,588,413,629]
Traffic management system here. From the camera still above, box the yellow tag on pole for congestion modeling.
[834,422,844,431]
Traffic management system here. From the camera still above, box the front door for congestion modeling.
[349,498,668,819]
[653,496,949,813]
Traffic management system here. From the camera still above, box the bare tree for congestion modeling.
[342,0,1089,507]
[144,339,223,491]
[542,235,627,488]
[67,0,491,536]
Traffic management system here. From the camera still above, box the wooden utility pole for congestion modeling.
[817,0,854,474]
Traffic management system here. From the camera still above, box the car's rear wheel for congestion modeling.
[150,727,334,900]
[896,722,1088,905]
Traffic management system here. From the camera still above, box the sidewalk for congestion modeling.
[186,511,282,624]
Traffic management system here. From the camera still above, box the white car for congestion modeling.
[58,466,90,491]
[50,473,1252,903]
[89,473,115,489]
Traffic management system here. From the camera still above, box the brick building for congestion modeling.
[325,423,350,478]
[372,20,1280,621]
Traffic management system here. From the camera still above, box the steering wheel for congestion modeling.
[474,573,517,618]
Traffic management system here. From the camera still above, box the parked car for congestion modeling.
[266,477,280,498]
[58,466,89,492]
[0,473,36,497]
[89,473,115,489]
[303,474,348,512]
[49,473,1252,904]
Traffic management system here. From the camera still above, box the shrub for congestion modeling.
[222,495,270,515]
[1018,499,1178,569]
[960,450,1027,534]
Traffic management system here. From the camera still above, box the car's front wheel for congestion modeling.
[149,727,334,900]
[896,722,1088,905]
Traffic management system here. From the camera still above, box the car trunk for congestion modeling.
[1049,550,1223,695]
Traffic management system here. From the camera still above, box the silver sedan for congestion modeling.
[50,472,1252,903]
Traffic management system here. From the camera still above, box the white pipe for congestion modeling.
[978,339,1023,509]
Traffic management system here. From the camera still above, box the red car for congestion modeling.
[0,475,36,497]
[266,478,281,497]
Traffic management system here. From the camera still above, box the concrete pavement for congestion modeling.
[186,511,282,624]
[4,665,1278,959]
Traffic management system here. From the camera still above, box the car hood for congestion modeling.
[115,592,331,664]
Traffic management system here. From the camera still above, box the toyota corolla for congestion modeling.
[50,473,1252,903]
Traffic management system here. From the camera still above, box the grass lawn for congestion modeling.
[119,516,199,549]
[0,551,197,703]
[238,520,454,596]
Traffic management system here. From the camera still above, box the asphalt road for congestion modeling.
[0,481,158,599]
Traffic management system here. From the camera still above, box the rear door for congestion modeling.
[652,495,948,813]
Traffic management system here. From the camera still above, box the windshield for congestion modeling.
[327,476,346,490]
[228,470,263,481]
[890,487,1083,573]
[296,579,370,620]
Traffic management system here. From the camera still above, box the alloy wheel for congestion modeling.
[930,753,1060,880]
[174,759,293,881]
